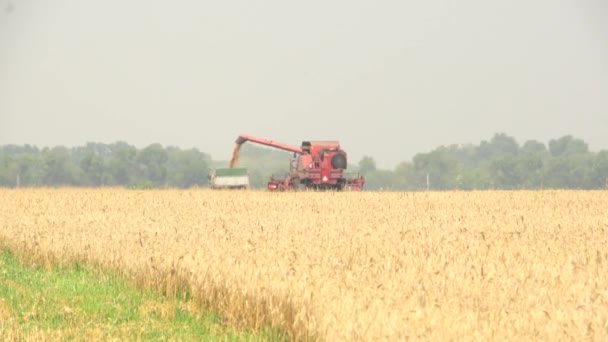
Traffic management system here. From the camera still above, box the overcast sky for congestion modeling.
[1,1,607,168]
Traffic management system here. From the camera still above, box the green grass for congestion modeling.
[0,249,286,341]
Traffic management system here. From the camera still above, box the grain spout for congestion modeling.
[229,144,241,168]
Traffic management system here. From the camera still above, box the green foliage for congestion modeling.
[0,143,210,189]
[591,151,608,188]
[0,249,287,340]
[364,169,398,190]
[104,142,139,186]
[521,139,547,154]
[166,147,211,188]
[549,135,588,157]
[358,156,377,174]
[137,143,168,186]
[357,133,608,191]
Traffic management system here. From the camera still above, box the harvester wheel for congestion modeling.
[331,154,347,169]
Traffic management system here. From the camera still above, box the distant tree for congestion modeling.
[591,151,608,188]
[393,161,416,190]
[42,147,83,186]
[460,168,493,190]
[105,142,138,186]
[448,143,478,167]
[78,144,106,186]
[538,158,562,189]
[0,152,17,186]
[516,152,545,188]
[358,156,377,175]
[520,140,547,154]
[549,135,588,157]
[364,169,398,191]
[137,144,168,187]
[16,153,44,186]
[0,146,45,187]
[477,133,519,160]
[488,156,519,189]
[413,150,461,190]
[166,147,210,188]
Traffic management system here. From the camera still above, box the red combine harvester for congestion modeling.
[233,134,365,191]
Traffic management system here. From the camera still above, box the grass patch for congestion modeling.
[0,249,286,341]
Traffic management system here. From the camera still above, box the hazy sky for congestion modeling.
[1,1,607,168]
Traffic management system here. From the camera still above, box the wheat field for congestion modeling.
[0,189,607,341]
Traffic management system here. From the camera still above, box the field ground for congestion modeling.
[0,249,284,341]
[1,189,607,341]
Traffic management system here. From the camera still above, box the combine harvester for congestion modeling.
[230,134,365,191]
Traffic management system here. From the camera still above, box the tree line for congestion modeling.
[0,142,211,188]
[1,133,607,190]
[360,133,608,190]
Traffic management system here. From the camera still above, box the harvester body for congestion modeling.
[234,134,364,191]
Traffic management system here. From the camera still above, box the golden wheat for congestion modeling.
[0,189,606,341]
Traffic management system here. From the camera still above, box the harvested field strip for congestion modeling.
[0,189,607,341]
[0,248,284,341]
